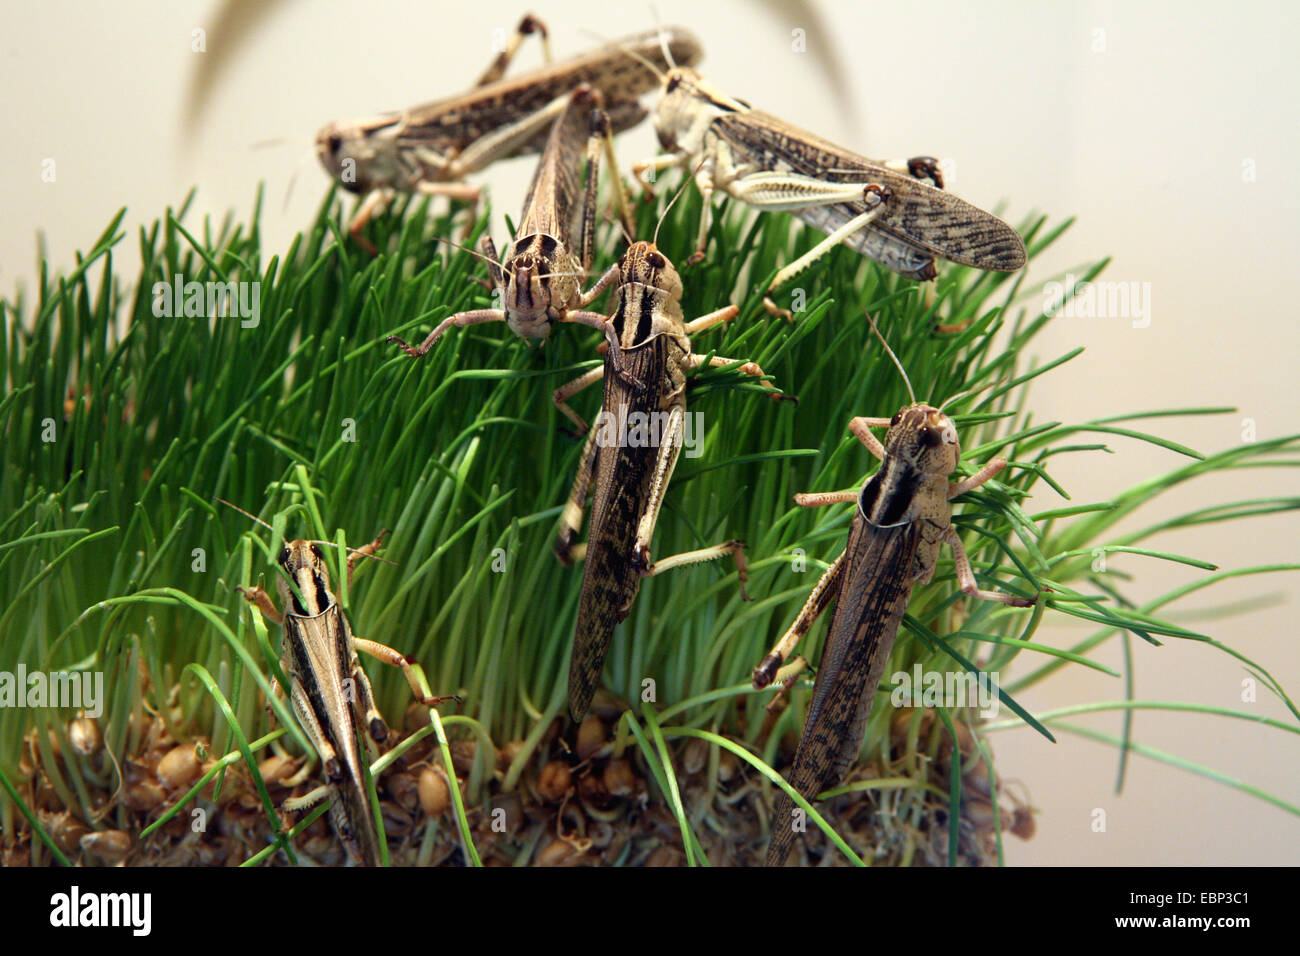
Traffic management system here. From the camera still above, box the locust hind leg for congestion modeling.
[287,675,345,784]
[883,155,944,189]
[579,102,635,254]
[757,183,894,319]
[553,422,601,564]
[472,13,552,87]
[347,650,390,745]
[627,406,750,599]
[752,548,847,688]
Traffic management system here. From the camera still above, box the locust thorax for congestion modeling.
[275,540,334,618]
[502,235,578,340]
[607,242,684,352]
[315,118,402,194]
[651,67,733,156]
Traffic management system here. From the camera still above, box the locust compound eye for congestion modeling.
[920,426,943,448]
[327,133,342,156]
[278,547,290,566]
[890,411,902,427]
[646,251,667,270]
[666,75,681,93]
[309,544,324,560]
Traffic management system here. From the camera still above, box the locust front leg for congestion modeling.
[627,406,750,599]
[387,309,507,358]
[237,585,283,625]
[553,364,606,437]
[631,152,686,200]
[683,349,789,401]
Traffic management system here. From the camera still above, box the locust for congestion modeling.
[634,66,1026,317]
[386,83,628,353]
[223,504,457,866]
[551,239,790,720]
[316,17,702,249]
[752,323,1037,866]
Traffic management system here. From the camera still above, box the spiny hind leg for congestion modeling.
[472,13,552,86]
[739,181,891,319]
[288,675,343,783]
[554,425,600,564]
[637,539,751,602]
[347,651,389,744]
[752,548,846,688]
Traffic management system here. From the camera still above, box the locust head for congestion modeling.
[885,404,961,477]
[652,67,741,157]
[607,241,684,352]
[501,235,576,341]
[315,116,402,194]
[275,540,334,618]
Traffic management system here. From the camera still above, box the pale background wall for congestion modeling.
[2,0,1296,864]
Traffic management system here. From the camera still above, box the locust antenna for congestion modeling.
[305,539,399,567]
[215,498,288,548]
[429,233,502,271]
[653,160,701,247]
[577,28,666,83]
[650,4,677,69]
[865,312,916,406]
[938,381,995,413]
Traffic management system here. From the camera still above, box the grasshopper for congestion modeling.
[387,83,628,353]
[224,505,457,866]
[752,325,1037,866]
[634,66,1026,317]
[317,17,701,249]
[551,240,790,720]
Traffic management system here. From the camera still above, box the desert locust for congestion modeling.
[223,503,457,865]
[551,240,790,720]
[317,18,701,249]
[635,66,1025,316]
[752,324,1037,866]
[387,83,629,353]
